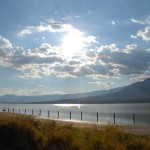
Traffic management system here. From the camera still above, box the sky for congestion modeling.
[0,0,150,96]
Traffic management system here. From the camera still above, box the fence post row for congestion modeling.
[2,108,139,125]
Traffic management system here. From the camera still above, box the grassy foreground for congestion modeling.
[0,113,150,150]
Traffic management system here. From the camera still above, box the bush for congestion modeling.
[0,113,150,150]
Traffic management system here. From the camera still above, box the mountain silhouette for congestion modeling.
[0,78,150,103]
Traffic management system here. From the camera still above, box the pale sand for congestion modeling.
[1,112,150,136]
[36,115,150,136]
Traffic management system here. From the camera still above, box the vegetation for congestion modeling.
[0,113,150,150]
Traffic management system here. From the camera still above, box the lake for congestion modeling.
[0,103,150,125]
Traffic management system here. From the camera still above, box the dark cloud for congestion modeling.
[54,65,76,73]
[69,60,81,66]
[98,45,150,75]
[49,23,62,30]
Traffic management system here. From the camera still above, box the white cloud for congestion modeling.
[17,27,33,37]
[131,18,145,25]
[84,36,98,44]
[123,44,137,53]
[98,44,137,54]
[136,27,150,41]
[130,35,137,39]
[131,16,150,25]
[87,74,110,80]
[0,36,14,67]
[17,21,99,48]
[130,74,150,81]
[0,87,65,96]
[98,44,119,52]
[89,81,113,87]
[0,36,13,49]
[17,22,73,37]
[111,21,116,25]
[130,16,150,41]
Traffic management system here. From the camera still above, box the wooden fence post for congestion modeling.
[97,112,98,122]
[25,109,26,115]
[133,114,135,125]
[114,113,116,124]
[58,111,59,119]
[39,110,41,115]
[48,110,50,118]
[81,112,83,121]
[70,111,71,120]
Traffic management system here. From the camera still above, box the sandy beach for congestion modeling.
[36,115,150,136]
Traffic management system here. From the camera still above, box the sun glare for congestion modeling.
[61,30,85,57]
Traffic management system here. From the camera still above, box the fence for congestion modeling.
[1,107,149,125]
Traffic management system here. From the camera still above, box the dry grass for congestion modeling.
[0,113,150,150]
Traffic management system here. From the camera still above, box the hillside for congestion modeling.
[45,78,150,104]
[0,86,124,103]
[0,78,150,103]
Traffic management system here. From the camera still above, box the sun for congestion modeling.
[61,30,85,57]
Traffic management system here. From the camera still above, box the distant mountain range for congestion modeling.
[0,78,150,103]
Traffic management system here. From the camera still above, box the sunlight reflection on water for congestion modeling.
[54,104,81,109]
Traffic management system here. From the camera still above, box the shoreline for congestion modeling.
[37,116,150,136]
[1,112,150,136]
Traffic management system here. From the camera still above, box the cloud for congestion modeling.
[0,36,13,49]
[84,36,98,44]
[136,27,150,41]
[98,44,150,75]
[130,74,150,81]
[131,16,150,41]
[98,44,136,53]
[131,17,150,25]
[17,22,73,37]
[130,35,137,39]
[0,36,13,58]
[0,87,65,96]
[111,21,116,25]
[1,35,150,81]
[131,18,145,25]
[17,21,99,47]
[69,60,82,66]
[0,36,65,79]
[0,36,14,67]
[71,66,96,77]
[54,65,76,74]
[89,81,113,87]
